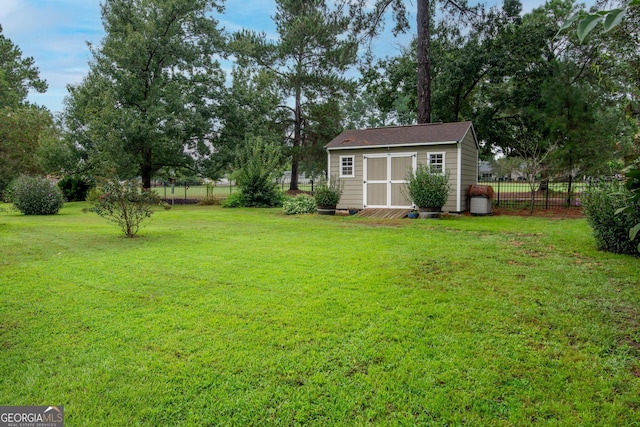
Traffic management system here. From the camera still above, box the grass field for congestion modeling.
[1,203,639,425]
[151,182,316,200]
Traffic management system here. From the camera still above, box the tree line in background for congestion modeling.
[1,0,639,199]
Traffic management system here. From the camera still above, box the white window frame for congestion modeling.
[427,152,446,174]
[339,155,355,178]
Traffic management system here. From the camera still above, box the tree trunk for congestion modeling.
[289,83,302,191]
[417,0,431,124]
[141,147,153,190]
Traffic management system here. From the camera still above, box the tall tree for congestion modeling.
[0,24,47,109]
[214,66,285,178]
[361,0,477,123]
[0,106,53,193]
[0,25,50,195]
[478,0,618,176]
[63,0,225,189]
[232,0,358,190]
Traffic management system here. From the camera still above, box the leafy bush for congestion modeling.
[313,177,343,207]
[86,180,166,238]
[238,176,283,207]
[404,165,450,209]
[582,179,640,256]
[58,175,92,201]
[9,175,64,215]
[198,195,222,206]
[221,192,244,208]
[231,138,284,208]
[620,160,640,251]
[283,195,316,215]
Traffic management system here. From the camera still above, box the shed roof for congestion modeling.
[325,121,476,150]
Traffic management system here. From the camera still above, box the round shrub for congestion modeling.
[221,192,244,208]
[238,178,283,207]
[582,179,640,256]
[10,175,65,215]
[313,177,343,207]
[404,165,450,209]
[283,194,316,215]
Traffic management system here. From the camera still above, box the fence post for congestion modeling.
[545,181,549,209]
[496,179,501,208]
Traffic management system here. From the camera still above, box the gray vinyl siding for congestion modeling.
[327,131,478,212]
[329,150,364,209]
[459,130,479,211]
[419,145,458,212]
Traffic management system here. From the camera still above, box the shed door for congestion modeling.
[363,153,416,208]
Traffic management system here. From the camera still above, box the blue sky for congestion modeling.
[1,0,551,114]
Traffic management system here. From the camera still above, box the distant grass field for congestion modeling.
[152,184,235,199]
[1,203,639,425]
[152,182,316,200]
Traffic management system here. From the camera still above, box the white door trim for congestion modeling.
[363,152,417,209]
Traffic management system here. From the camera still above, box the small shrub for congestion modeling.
[86,180,164,238]
[160,198,199,205]
[238,178,283,207]
[582,179,640,256]
[9,175,64,215]
[221,192,244,208]
[404,165,450,209]
[58,175,92,201]
[232,138,285,208]
[313,177,344,207]
[283,195,317,215]
[198,195,222,206]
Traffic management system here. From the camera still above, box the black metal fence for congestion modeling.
[153,177,318,201]
[154,176,585,210]
[278,177,316,193]
[478,178,585,210]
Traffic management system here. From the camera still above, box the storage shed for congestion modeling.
[325,121,479,213]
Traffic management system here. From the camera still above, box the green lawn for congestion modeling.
[1,203,639,425]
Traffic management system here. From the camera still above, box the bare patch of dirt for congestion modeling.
[492,207,584,219]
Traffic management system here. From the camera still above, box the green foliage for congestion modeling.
[313,177,343,207]
[86,180,164,238]
[0,24,47,108]
[618,161,640,250]
[559,1,638,43]
[232,138,284,208]
[283,194,317,215]
[221,192,244,208]
[0,26,52,196]
[582,179,640,256]
[197,195,223,206]
[0,105,54,195]
[214,66,284,177]
[230,0,358,189]
[63,0,226,188]
[58,175,92,202]
[9,175,64,215]
[404,165,450,209]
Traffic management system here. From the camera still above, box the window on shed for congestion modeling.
[340,156,355,177]
[427,152,445,173]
